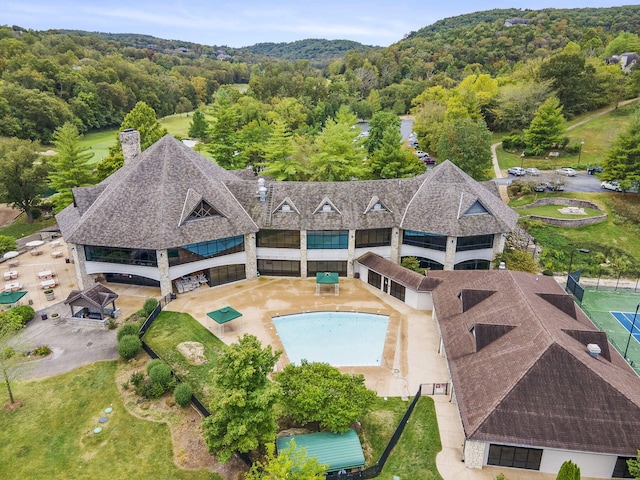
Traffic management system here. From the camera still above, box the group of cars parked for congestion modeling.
[408,133,436,165]
[507,166,540,176]
[507,163,630,193]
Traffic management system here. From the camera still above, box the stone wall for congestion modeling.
[518,198,603,211]
[463,439,487,469]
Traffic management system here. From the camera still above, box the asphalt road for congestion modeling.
[494,171,606,193]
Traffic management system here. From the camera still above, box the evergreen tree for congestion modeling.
[602,107,640,192]
[436,118,493,180]
[49,122,95,212]
[245,441,326,480]
[262,120,305,181]
[364,111,399,156]
[206,90,242,169]
[556,459,581,480]
[524,96,566,156]
[187,109,209,141]
[366,125,424,179]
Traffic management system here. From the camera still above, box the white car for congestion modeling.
[525,168,540,176]
[507,167,526,176]
[601,180,622,192]
[556,167,577,177]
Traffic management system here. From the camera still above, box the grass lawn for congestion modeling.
[515,204,603,218]
[78,129,118,165]
[0,212,57,239]
[142,311,226,404]
[0,361,219,480]
[361,396,443,479]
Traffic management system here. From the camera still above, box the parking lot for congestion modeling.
[495,170,606,193]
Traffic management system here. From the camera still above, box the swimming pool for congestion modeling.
[272,311,389,367]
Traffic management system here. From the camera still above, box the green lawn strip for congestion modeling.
[78,129,118,165]
[159,113,193,138]
[360,396,442,479]
[581,289,640,375]
[0,361,218,480]
[516,204,603,218]
[142,311,225,404]
[0,213,57,239]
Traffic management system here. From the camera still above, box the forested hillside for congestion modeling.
[244,39,374,66]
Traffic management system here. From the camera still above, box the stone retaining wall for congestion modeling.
[66,316,108,329]
[518,198,607,228]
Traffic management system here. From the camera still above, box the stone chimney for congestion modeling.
[119,129,141,164]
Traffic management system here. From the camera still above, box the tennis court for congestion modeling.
[580,289,640,375]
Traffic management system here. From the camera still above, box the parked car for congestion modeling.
[556,167,577,176]
[525,168,540,176]
[546,181,565,191]
[422,156,436,165]
[601,180,622,192]
[415,150,429,158]
[507,167,526,176]
[534,183,547,192]
[587,166,603,175]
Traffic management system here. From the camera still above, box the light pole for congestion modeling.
[623,303,640,360]
[520,151,525,169]
[577,140,584,168]
[566,248,590,292]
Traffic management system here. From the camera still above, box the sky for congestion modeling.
[3,1,630,48]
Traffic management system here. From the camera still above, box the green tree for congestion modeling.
[308,106,366,181]
[262,120,305,181]
[491,81,552,132]
[602,107,640,191]
[401,256,423,273]
[493,249,538,273]
[366,125,424,179]
[604,32,640,57]
[524,96,566,156]
[556,459,581,480]
[245,441,326,480]
[364,111,399,156]
[436,118,492,180]
[0,309,26,405]
[627,450,640,478]
[275,360,376,433]
[202,334,281,463]
[49,122,95,212]
[187,109,209,142]
[207,88,242,169]
[95,102,168,181]
[0,138,50,223]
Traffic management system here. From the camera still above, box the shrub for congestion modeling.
[32,345,51,356]
[501,132,525,151]
[117,322,140,341]
[146,358,165,375]
[130,371,145,388]
[542,269,554,276]
[0,235,17,255]
[107,318,118,330]
[11,305,35,325]
[148,362,173,389]
[3,347,15,359]
[143,298,159,316]
[118,334,141,359]
[174,383,193,407]
[137,379,165,399]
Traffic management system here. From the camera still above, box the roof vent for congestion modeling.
[587,343,601,359]
[257,178,267,202]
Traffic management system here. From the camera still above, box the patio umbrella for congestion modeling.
[3,251,19,259]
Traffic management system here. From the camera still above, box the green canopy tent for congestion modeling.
[316,272,339,296]
[206,306,243,336]
[0,291,28,310]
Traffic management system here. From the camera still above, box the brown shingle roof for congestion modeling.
[64,283,118,309]
[356,252,441,292]
[429,270,640,455]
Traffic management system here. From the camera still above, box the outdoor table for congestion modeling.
[40,279,57,289]
[30,250,43,256]
[5,282,21,292]
[49,240,61,248]
[51,251,63,258]
[38,270,54,279]
[7,260,18,268]
[3,271,18,280]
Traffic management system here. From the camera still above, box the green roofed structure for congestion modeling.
[0,290,28,310]
[316,272,339,296]
[207,306,242,336]
[275,428,365,473]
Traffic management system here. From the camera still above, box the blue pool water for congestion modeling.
[272,311,389,367]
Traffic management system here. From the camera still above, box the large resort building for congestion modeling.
[57,130,519,297]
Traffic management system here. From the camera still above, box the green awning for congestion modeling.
[207,306,242,324]
[275,428,365,473]
[316,272,339,284]
[0,291,27,305]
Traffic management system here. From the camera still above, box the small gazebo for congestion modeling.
[0,291,28,311]
[316,272,339,296]
[64,284,119,321]
[207,306,243,336]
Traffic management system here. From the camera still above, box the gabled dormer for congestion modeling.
[313,197,341,215]
[459,289,497,313]
[179,188,224,226]
[364,195,391,214]
[464,199,491,216]
[273,197,300,215]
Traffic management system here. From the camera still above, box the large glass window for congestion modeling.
[390,281,406,302]
[258,259,300,277]
[402,230,447,251]
[85,245,157,267]
[613,457,634,478]
[307,261,347,277]
[168,236,244,266]
[104,273,160,287]
[487,444,542,470]
[355,228,392,248]
[257,230,300,249]
[454,259,490,270]
[307,230,348,250]
[404,256,444,271]
[368,271,382,289]
[209,264,246,287]
[455,234,494,252]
